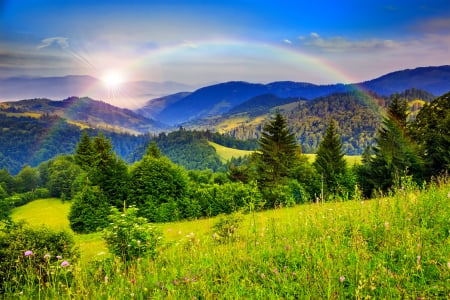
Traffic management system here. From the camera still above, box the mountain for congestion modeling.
[184,89,437,155]
[359,65,450,96]
[228,94,306,117]
[142,66,449,125]
[135,92,191,119]
[150,81,354,125]
[0,75,196,109]
[0,96,165,133]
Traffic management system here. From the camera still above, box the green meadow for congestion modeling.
[209,141,362,165]
[9,181,450,298]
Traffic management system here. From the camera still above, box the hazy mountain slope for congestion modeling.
[0,97,164,133]
[135,92,191,119]
[0,75,196,108]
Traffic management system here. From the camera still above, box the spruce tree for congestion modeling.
[74,131,95,171]
[363,95,422,193]
[313,119,347,198]
[256,111,298,188]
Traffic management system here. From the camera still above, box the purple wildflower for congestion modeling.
[24,250,33,257]
[61,260,69,267]
[56,255,62,260]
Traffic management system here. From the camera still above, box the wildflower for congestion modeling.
[384,221,389,229]
[292,272,297,277]
[61,261,69,267]
[339,276,345,283]
[44,254,51,260]
[131,279,135,284]
[417,256,421,264]
[260,273,266,279]
[56,255,62,260]
[273,268,279,275]
[104,276,109,284]
[24,250,33,256]
[447,262,450,269]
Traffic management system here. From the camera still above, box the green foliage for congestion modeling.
[15,165,40,193]
[103,207,163,262]
[77,133,130,208]
[410,92,450,178]
[313,119,349,198]
[129,152,188,222]
[212,212,243,242]
[5,188,51,208]
[360,96,423,195]
[255,111,299,197]
[74,131,95,171]
[41,155,82,199]
[192,181,262,217]
[0,221,78,293]
[68,185,111,233]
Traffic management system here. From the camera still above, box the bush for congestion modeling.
[0,222,78,293]
[212,212,243,242]
[103,207,163,262]
[5,188,51,208]
[68,185,110,233]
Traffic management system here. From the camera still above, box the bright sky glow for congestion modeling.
[102,70,125,89]
[0,0,449,86]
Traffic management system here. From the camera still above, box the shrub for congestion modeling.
[212,212,243,242]
[68,185,110,233]
[5,188,51,208]
[103,207,163,262]
[0,222,78,293]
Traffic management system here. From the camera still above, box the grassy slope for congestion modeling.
[11,198,106,260]
[209,141,361,165]
[9,183,450,298]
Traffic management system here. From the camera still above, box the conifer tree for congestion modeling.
[363,95,422,193]
[256,111,298,188]
[74,131,94,171]
[313,119,347,198]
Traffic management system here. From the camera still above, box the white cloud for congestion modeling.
[37,37,69,50]
[283,39,292,45]
[310,32,320,38]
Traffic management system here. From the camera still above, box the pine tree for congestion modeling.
[74,131,95,171]
[410,92,450,178]
[313,119,347,198]
[363,95,423,193]
[256,111,298,188]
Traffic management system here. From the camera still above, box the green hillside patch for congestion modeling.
[11,198,107,260]
[208,141,254,162]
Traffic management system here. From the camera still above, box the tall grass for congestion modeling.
[7,180,450,298]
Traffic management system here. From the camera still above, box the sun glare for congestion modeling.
[102,70,125,89]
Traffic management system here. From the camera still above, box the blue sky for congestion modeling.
[1,0,449,85]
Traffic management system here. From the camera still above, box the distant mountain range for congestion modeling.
[140,65,449,125]
[0,75,196,109]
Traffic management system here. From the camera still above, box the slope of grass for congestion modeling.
[208,141,254,162]
[210,141,361,165]
[8,182,449,298]
[11,198,107,260]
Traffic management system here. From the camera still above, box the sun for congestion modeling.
[101,70,125,89]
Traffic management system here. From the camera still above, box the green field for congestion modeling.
[9,181,450,298]
[209,141,361,165]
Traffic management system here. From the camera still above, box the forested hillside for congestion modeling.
[0,114,147,174]
[188,89,435,154]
